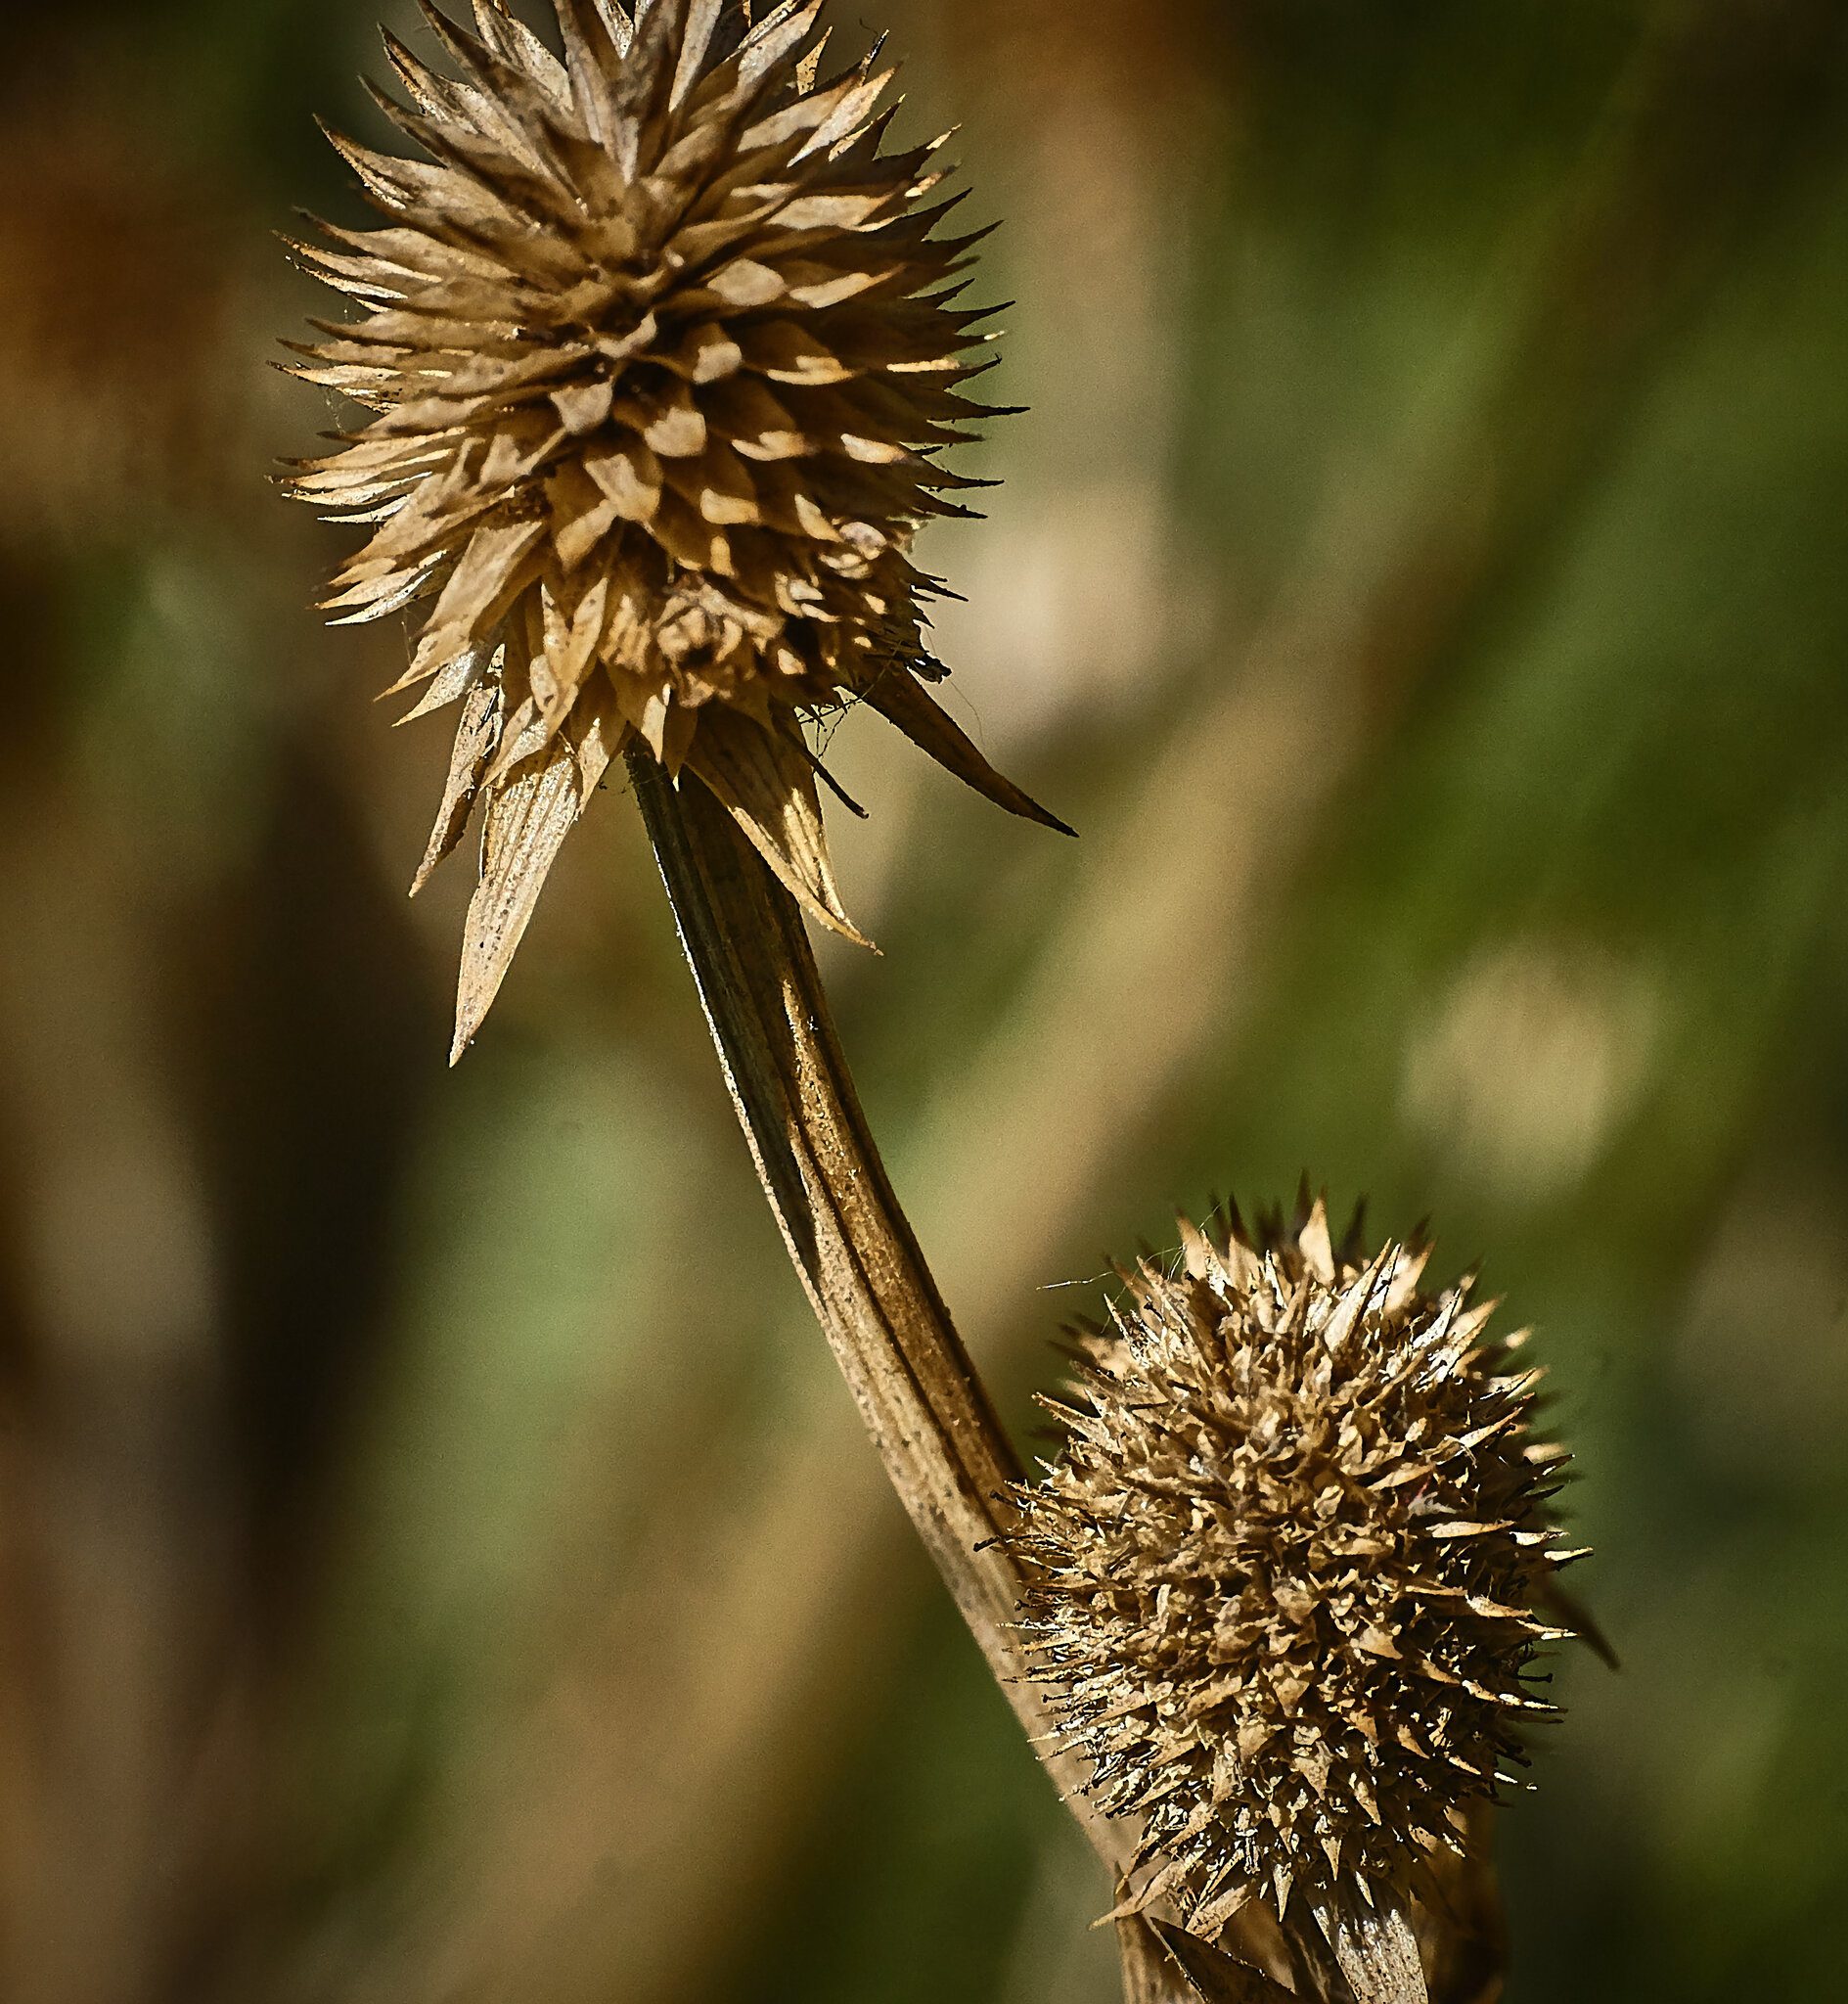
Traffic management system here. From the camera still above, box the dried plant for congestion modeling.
[285,0,1168,1990]
[286,0,1065,1057]
[286,12,1592,2004]
[1009,1199,1586,2003]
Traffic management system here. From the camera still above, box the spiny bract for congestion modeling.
[1010,1199,1582,1997]
[287,0,1063,1056]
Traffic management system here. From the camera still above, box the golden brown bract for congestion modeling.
[1011,1199,1582,2000]
[287,0,1064,1056]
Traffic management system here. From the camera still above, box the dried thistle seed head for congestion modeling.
[1010,1197,1583,2001]
[287,0,1065,1057]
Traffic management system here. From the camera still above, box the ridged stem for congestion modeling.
[627,751,1210,1995]
[631,753,1069,1752]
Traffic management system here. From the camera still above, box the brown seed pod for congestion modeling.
[287,0,1065,1056]
[1010,1197,1584,2002]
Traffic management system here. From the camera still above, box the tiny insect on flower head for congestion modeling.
[1010,1195,1587,2004]
[286,0,1067,1059]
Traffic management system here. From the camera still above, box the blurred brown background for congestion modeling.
[3,2,1847,1998]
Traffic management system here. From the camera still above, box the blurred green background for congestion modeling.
[3,2,1846,1998]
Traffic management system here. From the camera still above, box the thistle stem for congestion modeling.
[627,752,1192,1958]
[631,755,1068,1741]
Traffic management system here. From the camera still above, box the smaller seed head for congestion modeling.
[1010,1197,1580,1972]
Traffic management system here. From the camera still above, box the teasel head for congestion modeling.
[286,0,1066,1058]
[1010,1196,1587,2004]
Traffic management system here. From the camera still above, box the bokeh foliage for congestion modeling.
[2,3,1845,2001]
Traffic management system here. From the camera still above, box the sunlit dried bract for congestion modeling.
[1011,1198,1585,2004]
[287,0,1065,1056]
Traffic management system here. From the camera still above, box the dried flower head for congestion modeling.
[287,0,1064,1055]
[1011,1198,1584,2003]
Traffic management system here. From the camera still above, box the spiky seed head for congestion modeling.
[287,0,1066,1057]
[1010,1197,1582,1998]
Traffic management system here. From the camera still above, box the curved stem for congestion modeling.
[630,754,1093,1784]
[632,755,1304,2003]
[627,753,1185,1876]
